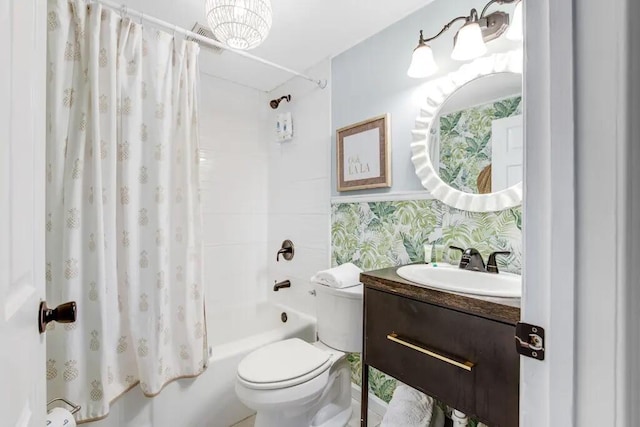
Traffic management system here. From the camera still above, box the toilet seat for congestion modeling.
[237,338,333,390]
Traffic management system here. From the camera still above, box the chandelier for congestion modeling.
[205,0,273,50]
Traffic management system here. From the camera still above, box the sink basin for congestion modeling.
[396,264,521,298]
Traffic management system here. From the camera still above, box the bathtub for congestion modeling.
[89,303,316,427]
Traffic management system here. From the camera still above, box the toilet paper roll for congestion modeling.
[46,407,76,427]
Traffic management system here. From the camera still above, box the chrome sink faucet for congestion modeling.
[449,246,511,274]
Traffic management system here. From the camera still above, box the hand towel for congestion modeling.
[310,263,362,289]
[381,384,439,427]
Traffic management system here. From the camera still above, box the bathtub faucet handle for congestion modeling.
[276,240,295,262]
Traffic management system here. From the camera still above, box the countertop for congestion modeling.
[360,265,521,325]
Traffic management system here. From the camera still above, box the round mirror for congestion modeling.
[411,50,523,212]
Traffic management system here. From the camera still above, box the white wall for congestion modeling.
[267,60,332,317]
[198,73,270,322]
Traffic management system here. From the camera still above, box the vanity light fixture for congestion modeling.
[407,0,523,78]
[505,1,523,41]
[450,10,487,61]
[407,31,438,78]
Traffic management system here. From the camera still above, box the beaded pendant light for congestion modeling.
[205,0,273,50]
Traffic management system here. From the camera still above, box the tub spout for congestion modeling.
[273,280,291,291]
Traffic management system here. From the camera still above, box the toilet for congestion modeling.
[235,282,363,427]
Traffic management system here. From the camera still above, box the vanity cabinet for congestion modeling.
[360,267,521,427]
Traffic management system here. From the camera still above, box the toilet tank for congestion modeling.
[313,283,363,353]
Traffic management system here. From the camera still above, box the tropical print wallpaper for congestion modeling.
[332,199,522,426]
[437,95,522,194]
[332,200,522,275]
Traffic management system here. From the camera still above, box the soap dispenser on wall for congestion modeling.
[271,94,293,142]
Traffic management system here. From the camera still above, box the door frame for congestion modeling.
[522,0,640,425]
[521,0,576,425]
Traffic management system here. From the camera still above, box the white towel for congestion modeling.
[381,384,443,427]
[310,263,362,288]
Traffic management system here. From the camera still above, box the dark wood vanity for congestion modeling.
[360,266,521,427]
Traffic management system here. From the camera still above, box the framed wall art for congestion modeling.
[336,114,391,192]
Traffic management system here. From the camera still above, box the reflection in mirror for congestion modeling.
[430,72,523,195]
[411,50,523,212]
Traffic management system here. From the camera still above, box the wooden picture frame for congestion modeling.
[336,114,391,192]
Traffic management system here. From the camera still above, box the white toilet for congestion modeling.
[235,283,363,427]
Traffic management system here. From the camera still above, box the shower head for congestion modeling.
[270,95,291,109]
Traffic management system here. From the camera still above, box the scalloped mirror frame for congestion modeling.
[411,49,523,212]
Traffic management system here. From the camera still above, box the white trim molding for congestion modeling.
[521,0,576,426]
[330,191,434,205]
[410,49,523,212]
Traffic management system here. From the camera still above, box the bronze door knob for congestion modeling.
[38,301,77,333]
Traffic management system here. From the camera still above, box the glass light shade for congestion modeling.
[205,0,273,50]
[506,1,523,41]
[451,22,487,61]
[407,43,438,78]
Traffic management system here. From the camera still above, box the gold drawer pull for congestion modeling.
[387,333,475,371]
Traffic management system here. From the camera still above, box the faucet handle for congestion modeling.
[486,251,511,274]
[276,240,295,262]
[448,246,466,268]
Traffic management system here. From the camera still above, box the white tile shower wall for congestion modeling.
[198,73,270,322]
[267,60,332,317]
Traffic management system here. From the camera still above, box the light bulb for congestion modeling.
[506,1,523,41]
[451,22,487,61]
[407,43,438,78]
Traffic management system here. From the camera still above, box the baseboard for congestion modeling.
[351,383,388,418]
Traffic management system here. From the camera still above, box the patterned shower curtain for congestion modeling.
[46,0,207,421]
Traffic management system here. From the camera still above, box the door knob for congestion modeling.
[38,301,77,333]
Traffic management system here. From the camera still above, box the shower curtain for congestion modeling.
[46,0,206,421]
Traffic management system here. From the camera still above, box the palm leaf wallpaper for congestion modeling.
[332,200,521,276]
[331,198,521,426]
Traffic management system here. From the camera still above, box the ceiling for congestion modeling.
[120,0,433,91]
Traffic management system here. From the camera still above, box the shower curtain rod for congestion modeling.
[88,0,328,89]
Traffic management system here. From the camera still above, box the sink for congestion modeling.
[396,264,521,298]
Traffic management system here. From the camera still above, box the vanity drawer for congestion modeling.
[364,287,519,427]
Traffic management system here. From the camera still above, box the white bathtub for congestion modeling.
[88,303,316,427]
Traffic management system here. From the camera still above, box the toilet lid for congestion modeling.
[237,338,331,387]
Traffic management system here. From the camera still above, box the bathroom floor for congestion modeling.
[231,399,383,427]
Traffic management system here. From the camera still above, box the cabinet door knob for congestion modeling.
[38,301,77,333]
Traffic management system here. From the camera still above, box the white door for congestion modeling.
[0,0,47,426]
[491,114,523,192]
